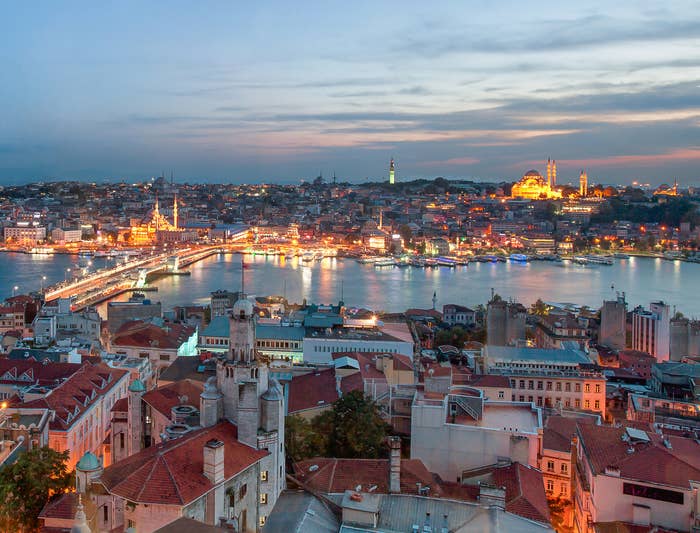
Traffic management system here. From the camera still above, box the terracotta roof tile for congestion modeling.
[112,321,196,350]
[142,380,203,418]
[288,369,339,413]
[100,421,267,506]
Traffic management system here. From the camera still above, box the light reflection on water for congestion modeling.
[0,252,697,316]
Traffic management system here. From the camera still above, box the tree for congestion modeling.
[0,447,73,532]
[530,298,550,316]
[398,224,413,245]
[435,326,468,350]
[285,415,327,463]
[325,391,389,459]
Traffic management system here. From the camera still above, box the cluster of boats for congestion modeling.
[357,255,466,268]
[357,252,626,268]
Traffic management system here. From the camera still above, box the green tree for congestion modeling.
[324,391,389,458]
[398,224,413,245]
[0,447,73,532]
[285,414,328,463]
[435,326,468,350]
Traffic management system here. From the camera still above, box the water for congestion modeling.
[1,252,697,316]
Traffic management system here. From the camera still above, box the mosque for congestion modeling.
[127,194,197,245]
[511,158,562,200]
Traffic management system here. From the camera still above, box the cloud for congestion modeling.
[416,156,479,167]
[537,148,700,168]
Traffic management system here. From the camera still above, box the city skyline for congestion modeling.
[2,1,700,185]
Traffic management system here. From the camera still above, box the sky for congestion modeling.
[1,1,699,186]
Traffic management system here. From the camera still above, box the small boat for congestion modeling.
[356,255,378,264]
[29,246,55,255]
[301,252,315,263]
[374,258,396,267]
[586,255,613,265]
[613,252,630,259]
[573,256,589,265]
[509,253,528,263]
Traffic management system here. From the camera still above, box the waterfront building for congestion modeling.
[51,227,82,243]
[520,236,556,254]
[600,294,627,350]
[631,301,670,361]
[410,386,543,479]
[574,423,700,533]
[21,362,130,469]
[3,224,47,244]
[107,294,162,334]
[486,298,526,346]
[482,345,606,417]
[303,327,413,364]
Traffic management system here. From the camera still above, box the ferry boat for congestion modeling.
[613,252,630,259]
[573,256,589,265]
[301,251,315,263]
[509,253,528,263]
[28,246,55,255]
[586,255,613,265]
[374,257,396,267]
[436,256,456,267]
[356,255,378,264]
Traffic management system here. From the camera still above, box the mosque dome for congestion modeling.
[232,298,254,319]
[524,169,542,177]
[77,451,101,472]
[128,379,146,393]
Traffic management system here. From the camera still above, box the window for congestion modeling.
[519,396,525,402]
[259,516,267,527]
[537,381,543,390]
[565,382,571,392]
[565,400,571,407]
[547,461,555,472]
[260,493,268,505]
[498,391,504,399]
[239,484,247,500]
[261,470,268,482]
[585,400,590,409]
[528,380,534,390]
[585,384,590,393]
[595,384,601,393]
[555,382,561,392]
[575,399,581,408]
[575,383,581,392]
[546,381,552,391]
[159,354,170,361]
[594,400,600,410]
[103,505,108,522]
[560,483,567,495]
[546,480,554,492]
[622,482,684,504]
[561,463,568,474]
[528,396,533,403]
[120,433,125,449]
[519,380,525,389]
[537,397,543,406]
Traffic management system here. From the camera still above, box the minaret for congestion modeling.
[389,157,395,185]
[154,194,160,231]
[546,158,552,188]
[552,159,557,187]
[579,170,588,197]
[173,194,178,229]
[432,291,437,310]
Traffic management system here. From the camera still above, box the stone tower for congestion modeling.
[127,379,145,456]
[200,376,223,427]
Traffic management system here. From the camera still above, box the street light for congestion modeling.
[65,268,71,281]
[41,276,47,292]
[12,286,18,297]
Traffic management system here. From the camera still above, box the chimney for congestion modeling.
[388,436,401,493]
[203,439,225,484]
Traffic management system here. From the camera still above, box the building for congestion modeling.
[21,362,130,469]
[574,423,700,533]
[303,327,413,364]
[631,301,670,361]
[649,361,700,401]
[255,324,304,363]
[110,320,198,371]
[3,224,47,244]
[107,295,162,334]
[210,290,240,318]
[669,317,700,361]
[482,345,606,417]
[617,350,654,381]
[511,166,561,200]
[579,170,588,197]
[51,227,82,243]
[486,299,527,346]
[0,304,26,335]
[626,392,700,429]
[442,304,476,327]
[0,358,83,400]
[410,386,542,480]
[599,295,627,350]
[535,313,589,350]
[0,407,52,468]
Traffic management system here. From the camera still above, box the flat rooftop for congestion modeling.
[484,345,591,366]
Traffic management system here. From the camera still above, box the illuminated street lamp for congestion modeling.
[12,286,18,297]
[65,268,71,281]
[41,276,46,292]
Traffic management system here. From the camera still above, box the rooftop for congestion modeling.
[484,345,591,366]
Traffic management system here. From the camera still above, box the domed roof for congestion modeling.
[524,169,542,177]
[76,451,101,472]
[232,297,254,319]
[200,376,222,400]
[262,378,283,401]
[128,379,146,393]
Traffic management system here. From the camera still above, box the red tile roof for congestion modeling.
[467,374,511,388]
[578,424,700,489]
[288,369,339,413]
[100,421,267,506]
[38,492,77,520]
[0,359,82,386]
[543,415,596,453]
[293,457,437,495]
[112,321,196,350]
[142,379,203,418]
[22,362,129,431]
[111,397,128,413]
